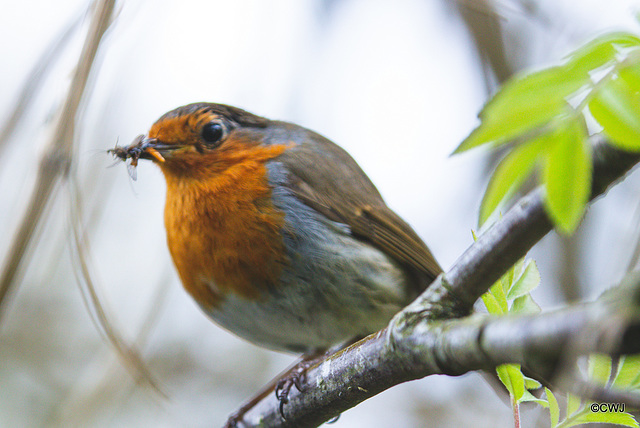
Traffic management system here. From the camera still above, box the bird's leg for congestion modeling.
[224,350,325,427]
[274,352,326,419]
[272,337,367,420]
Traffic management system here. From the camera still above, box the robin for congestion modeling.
[110,102,441,423]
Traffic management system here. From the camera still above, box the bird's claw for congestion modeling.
[274,360,314,419]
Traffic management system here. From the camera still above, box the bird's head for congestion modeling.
[111,103,281,180]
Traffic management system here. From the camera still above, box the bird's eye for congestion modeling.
[201,122,225,146]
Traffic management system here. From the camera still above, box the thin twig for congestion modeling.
[0,0,116,323]
[67,178,164,396]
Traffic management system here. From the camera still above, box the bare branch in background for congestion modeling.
[0,0,116,322]
[67,179,164,396]
[57,209,172,425]
[0,0,165,401]
[557,233,582,302]
[625,199,640,273]
[455,0,513,88]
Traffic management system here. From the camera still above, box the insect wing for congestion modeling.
[127,161,138,181]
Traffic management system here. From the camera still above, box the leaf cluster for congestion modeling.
[456,32,640,234]
[482,256,639,427]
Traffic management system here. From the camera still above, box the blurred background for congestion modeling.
[2,0,640,426]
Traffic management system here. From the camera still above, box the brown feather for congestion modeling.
[275,127,442,295]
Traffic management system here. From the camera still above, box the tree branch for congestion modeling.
[235,136,640,427]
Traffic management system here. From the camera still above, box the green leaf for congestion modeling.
[567,393,583,416]
[619,60,640,94]
[502,257,525,295]
[512,257,525,282]
[565,32,640,77]
[481,69,587,124]
[588,354,612,386]
[590,75,640,151]
[454,68,587,153]
[511,294,541,314]
[482,292,503,315]
[490,280,508,314]
[507,260,541,299]
[501,263,515,294]
[497,364,525,401]
[546,388,560,427]
[573,410,638,427]
[520,390,548,407]
[479,139,543,224]
[542,118,592,234]
[613,355,640,389]
[524,376,542,390]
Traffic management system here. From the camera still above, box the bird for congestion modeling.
[110,102,441,424]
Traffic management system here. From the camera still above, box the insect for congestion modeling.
[108,134,164,180]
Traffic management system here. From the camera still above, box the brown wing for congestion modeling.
[275,125,442,294]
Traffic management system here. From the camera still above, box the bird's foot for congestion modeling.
[274,357,320,419]
[223,352,325,426]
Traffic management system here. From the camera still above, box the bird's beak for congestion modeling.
[136,137,185,163]
[110,135,183,166]
[138,138,167,163]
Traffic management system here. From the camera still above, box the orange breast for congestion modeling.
[162,142,289,308]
